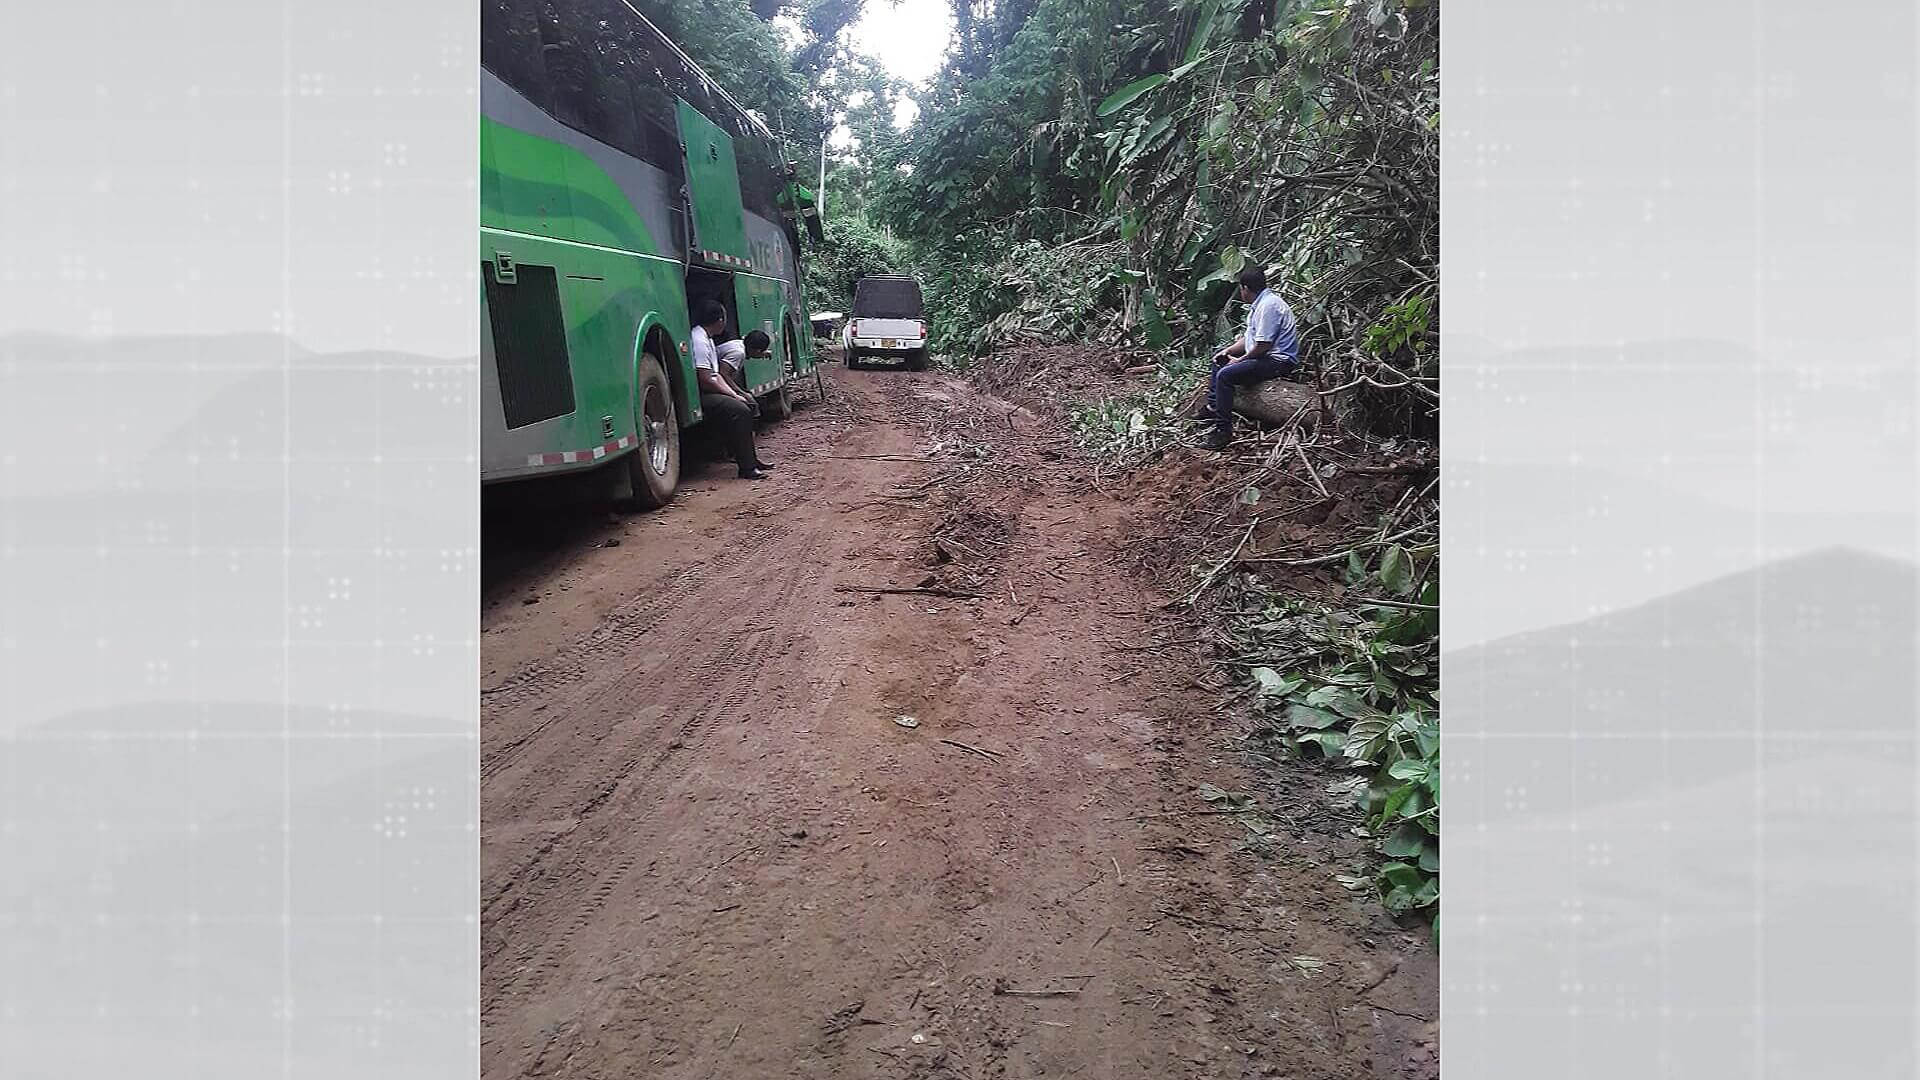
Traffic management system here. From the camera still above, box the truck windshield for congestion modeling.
[853,278,924,319]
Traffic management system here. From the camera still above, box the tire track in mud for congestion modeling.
[481,536,828,1014]
[478,400,857,740]
[482,554,811,861]
[479,493,807,757]
[482,494,821,810]
[482,627,782,1011]
[480,408,882,983]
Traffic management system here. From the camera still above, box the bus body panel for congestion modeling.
[481,73,682,259]
[734,273,785,394]
[740,207,816,379]
[482,71,703,484]
[479,232,693,483]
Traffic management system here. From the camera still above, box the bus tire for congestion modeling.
[762,381,794,421]
[627,351,681,510]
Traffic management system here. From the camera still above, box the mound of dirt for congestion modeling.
[961,342,1146,420]
[967,344,1437,602]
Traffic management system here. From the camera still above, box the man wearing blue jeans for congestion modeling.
[1198,266,1300,450]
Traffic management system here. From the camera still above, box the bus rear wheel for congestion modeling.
[762,381,794,421]
[627,351,681,509]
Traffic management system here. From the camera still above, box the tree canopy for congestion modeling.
[685,0,1437,433]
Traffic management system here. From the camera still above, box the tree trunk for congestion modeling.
[1182,378,1320,429]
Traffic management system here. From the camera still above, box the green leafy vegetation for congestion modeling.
[801,216,908,314]
[1235,543,1439,937]
[874,0,1437,423]
[1068,353,1203,460]
[632,0,837,141]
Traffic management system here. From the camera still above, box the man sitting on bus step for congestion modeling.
[690,301,773,479]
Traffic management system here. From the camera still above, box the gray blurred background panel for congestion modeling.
[1445,0,1917,1076]
[0,2,476,1078]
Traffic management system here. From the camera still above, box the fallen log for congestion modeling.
[1181,378,1321,430]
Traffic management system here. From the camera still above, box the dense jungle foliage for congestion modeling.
[863,0,1434,437]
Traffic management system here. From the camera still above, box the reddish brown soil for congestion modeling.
[480,363,1436,1079]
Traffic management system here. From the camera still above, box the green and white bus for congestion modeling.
[481,0,820,506]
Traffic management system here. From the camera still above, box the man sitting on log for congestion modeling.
[1198,265,1300,450]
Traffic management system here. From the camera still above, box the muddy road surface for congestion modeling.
[481,363,1436,1079]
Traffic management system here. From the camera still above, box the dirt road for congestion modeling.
[480,363,1436,1079]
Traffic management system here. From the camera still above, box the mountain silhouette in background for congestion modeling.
[1442,336,1914,517]
[4,700,473,1076]
[1448,544,1914,744]
[1442,460,1914,646]
[0,332,476,498]
[1445,548,1918,1078]
[138,348,476,485]
[0,333,475,736]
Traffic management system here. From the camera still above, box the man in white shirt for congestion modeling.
[690,300,772,479]
[717,337,749,395]
[1198,265,1301,450]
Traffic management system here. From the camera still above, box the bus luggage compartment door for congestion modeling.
[675,99,752,271]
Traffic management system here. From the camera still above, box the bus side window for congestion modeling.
[535,0,642,157]
[481,0,551,109]
[736,134,783,224]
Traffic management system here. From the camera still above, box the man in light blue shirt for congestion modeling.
[1199,265,1300,450]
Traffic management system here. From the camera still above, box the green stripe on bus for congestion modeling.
[481,117,662,255]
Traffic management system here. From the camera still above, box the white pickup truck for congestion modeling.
[842,275,930,371]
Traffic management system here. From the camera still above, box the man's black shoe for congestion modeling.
[738,467,771,480]
[752,460,775,471]
[1199,430,1234,451]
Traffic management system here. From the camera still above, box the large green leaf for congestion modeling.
[1140,293,1173,349]
[1378,544,1413,595]
[1120,115,1175,167]
[1194,247,1245,301]
[1383,821,1427,859]
[1169,57,1206,82]
[1381,866,1439,912]
[1251,666,1301,697]
[1305,684,1371,719]
[1297,730,1347,759]
[1285,703,1343,731]
[1207,102,1236,141]
[1183,0,1221,65]
[1378,780,1418,820]
[1097,74,1169,118]
[1387,758,1431,782]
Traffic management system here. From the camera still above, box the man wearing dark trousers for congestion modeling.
[1198,266,1301,450]
[689,300,772,480]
